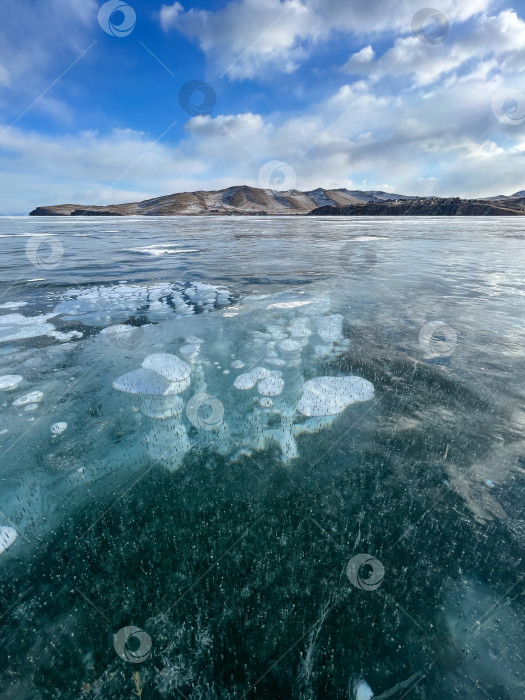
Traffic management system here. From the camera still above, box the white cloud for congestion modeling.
[0,0,98,90]
[159,0,494,80]
[352,46,375,63]
[345,10,525,87]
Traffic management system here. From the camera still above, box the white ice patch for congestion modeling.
[314,314,344,343]
[234,367,275,390]
[258,376,285,397]
[298,376,374,417]
[0,526,17,555]
[266,300,313,310]
[0,313,58,343]
[131,245,200,256]
[0,302,28,309]
[353,680,374,700]
[0,375,23,391]
[142,353,191,384]
[54,281,231,327]
[13,391,44,407]
[51,330,83,342]
[113,368,177,397]
[259,397,274,408]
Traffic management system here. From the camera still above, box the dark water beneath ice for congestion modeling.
[0,216,524,699]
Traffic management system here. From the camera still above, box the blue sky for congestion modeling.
[0,0,524,212]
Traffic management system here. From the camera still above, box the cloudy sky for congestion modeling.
[1,0,524,213]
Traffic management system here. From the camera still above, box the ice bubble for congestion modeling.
[267,326,288,340]
[315,314,343,342]
[13,391,44,407]
[0,312,57,343]
[50,330,83,342]
[314,345,332,356]
[266,300,313,310]
[0,526,17,555]
[352,679,374,700]
[0,375,23,391]
[297,296,331,315]
[234,373,259,390]
[185,335,204,345]
[54,281,229,327]
[142,353,191,392]
[266,358,287,367]
[298,376,374,417]
[231,360,245,369]
[180,344,200,358]
[258,376,285,397]
[255,368,276,379]
[259,397,274,408]
[51,422,68,436]
[289,319,312,337]
[233,367,275,390]
[24,403,39,412]
[113,368,179,396]
[279,339,302,353]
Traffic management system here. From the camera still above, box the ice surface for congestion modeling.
[2,218,525,700]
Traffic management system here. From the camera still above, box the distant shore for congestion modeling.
[29,185,525,217]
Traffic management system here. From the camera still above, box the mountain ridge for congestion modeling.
[29,185,525,217]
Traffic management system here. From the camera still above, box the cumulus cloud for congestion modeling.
[344,10,525,87]
[159,0,494,79]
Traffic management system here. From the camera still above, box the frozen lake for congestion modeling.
[0,216,524,699]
